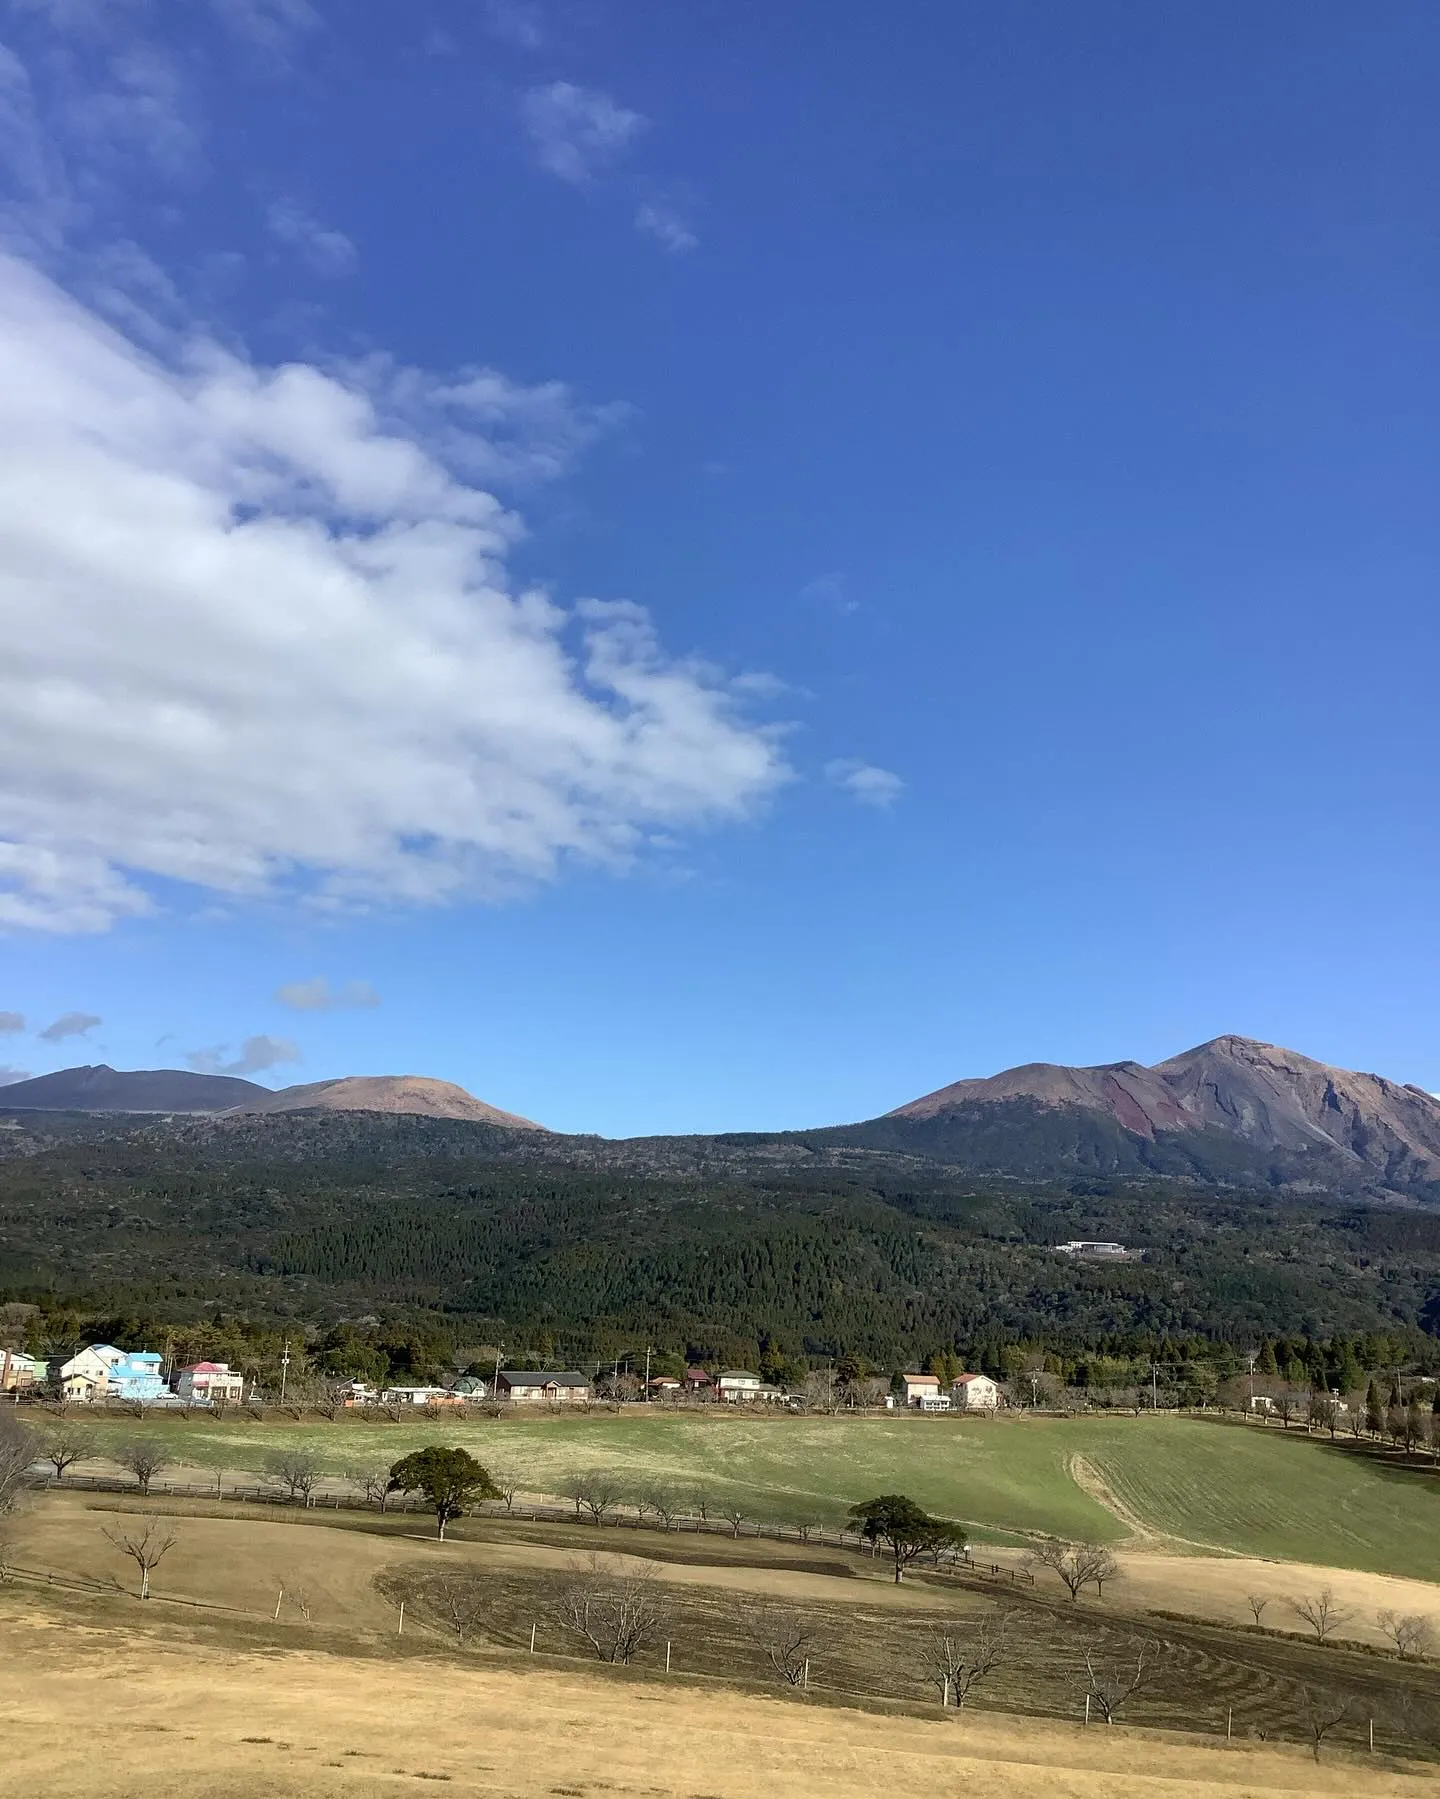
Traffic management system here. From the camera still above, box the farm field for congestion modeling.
[59,1410,1440,1583]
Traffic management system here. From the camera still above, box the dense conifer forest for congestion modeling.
[2,1106,1440,1382]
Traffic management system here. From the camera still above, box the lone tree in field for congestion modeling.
[740,1602,821,1686]
[0,1415,39,1514]
[1246,1593,1271,1626]
[921,1614,1014,1709]
[848,1494,965,1583]
[1298,1687,1353,1761]
[1032,1539,1120,1601]
[117,1439,171,1496]
[43,1424,96,1483]
[1080,1635,1161,1723]
[102,1516,177,1600]
[552,1555,668,1664]
[346,1461,393,1512]
[388,1447,497,1540]
[1377,1609,1436,1659]
[1289,1587,1352,1644]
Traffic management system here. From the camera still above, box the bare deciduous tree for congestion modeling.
[1298,1687,1353,1761]
[572,1472,624,1527]
[264,1448,322,1505]
[645,1485,681,1530]
[43,1424,97,1483]
[488,1468,521,1513]
[720,1501,746,1539]
[551,1556,668,1664]
[1080,1636,1160,1724]
[434,1574,485,1643]
[1031,1539,1120,1601]
[1246,1593,1270,1626]
[103,1516,177,1599]
[1290,1588,1352,1644]
[0,1415,39,1514]
[346,1462,392,1511]
[740,1603,820,1686]
[921,1614,1013,1708]
[117,1439,171,1496]
[1377,1609,1436,1658]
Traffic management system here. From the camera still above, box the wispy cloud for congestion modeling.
[634,198,697,254]
[484,0,544,49]
[0,1011,23,1033]
[265,197,356,275]
[521,81,646,185]
[825,760,904,808]
[187,1033,300,1076]
[801,573,860,617]
[37,1009,102,1040]
[276,977,379,1012]
[0,1065,32,1085]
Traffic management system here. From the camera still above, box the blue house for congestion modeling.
[106,1351,168,1403]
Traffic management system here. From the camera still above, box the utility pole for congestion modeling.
[1151,1362,1159,1411]
[279,1340,291,1407]
[494,1345,503,1399]
[645,1345,652,1401]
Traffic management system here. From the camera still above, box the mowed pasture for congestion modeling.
[56,1409,1440,1582]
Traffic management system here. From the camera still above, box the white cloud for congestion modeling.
[0,254,788,933]
[825,759,904,809]
[634,199,696,254]
[0,1065,31,1084]
[276,977,379,1012]
[62,46,203,180]
[521,82,646,185]
[37,1009,102,1040]
[207,0,318,54]
[265,197,356,276]
[187,1032,300,1075]
[0,1011,23,1032]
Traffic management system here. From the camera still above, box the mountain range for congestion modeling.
[4,1035,1440,1199]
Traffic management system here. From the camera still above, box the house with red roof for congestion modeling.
[175,1361,245,1404]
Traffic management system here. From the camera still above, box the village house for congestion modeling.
[448,1375,489,1400]
[715,1370,785,1403]
[380,1385,454,1407]
[174,1361,245,1405]
[0,1349,42,1392]
[649,1376,681,1395]
[952,1372,1000,1411]
[106,1351,168,1404]
[917,1390,952,1413]
[899,1371,941,1407]
[495,1370,592,1404]
[682,1367,713,1396]
[57,1344,123,1402]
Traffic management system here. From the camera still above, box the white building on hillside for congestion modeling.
[952,1372,1000,1410]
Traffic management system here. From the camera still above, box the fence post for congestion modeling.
[1226,1707,1232,1740]
[1084,1695,1090,1727]
[530,1622,537,1654]
[802,1659,809,1692]
[665,1639,672,1673]
[397,1600,404,1637]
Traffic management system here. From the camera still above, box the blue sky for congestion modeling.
[1,1,1436,1133]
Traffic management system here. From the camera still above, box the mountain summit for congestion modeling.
[232,1075,546,1130]
[885,1035,1440,1191]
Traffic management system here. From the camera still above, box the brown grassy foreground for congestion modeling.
[0,1611,1430,1799]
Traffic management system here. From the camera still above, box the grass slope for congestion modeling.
[66,1411,1440,1581]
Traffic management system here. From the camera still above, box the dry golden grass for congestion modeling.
[0,1608,1429,1799]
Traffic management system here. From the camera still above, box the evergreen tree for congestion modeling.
[1258,1341,1278,1376]
[1366,1378,1385,1436]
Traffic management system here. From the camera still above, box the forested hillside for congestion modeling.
[3,1107,1440,1371]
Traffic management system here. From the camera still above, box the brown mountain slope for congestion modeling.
[888,1035,1440,1185]
[232,1074,547,1130]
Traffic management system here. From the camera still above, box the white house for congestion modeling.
[952,1372,1000,1411]
[57,1344,124,1402]
[917,1391,952,1413]
[715,1370,784,1403]
[175,1361,245,1404]
[900,1372,941,1407]
[380,1385,452,1406]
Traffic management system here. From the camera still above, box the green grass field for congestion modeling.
[63,1410,1440,1582]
